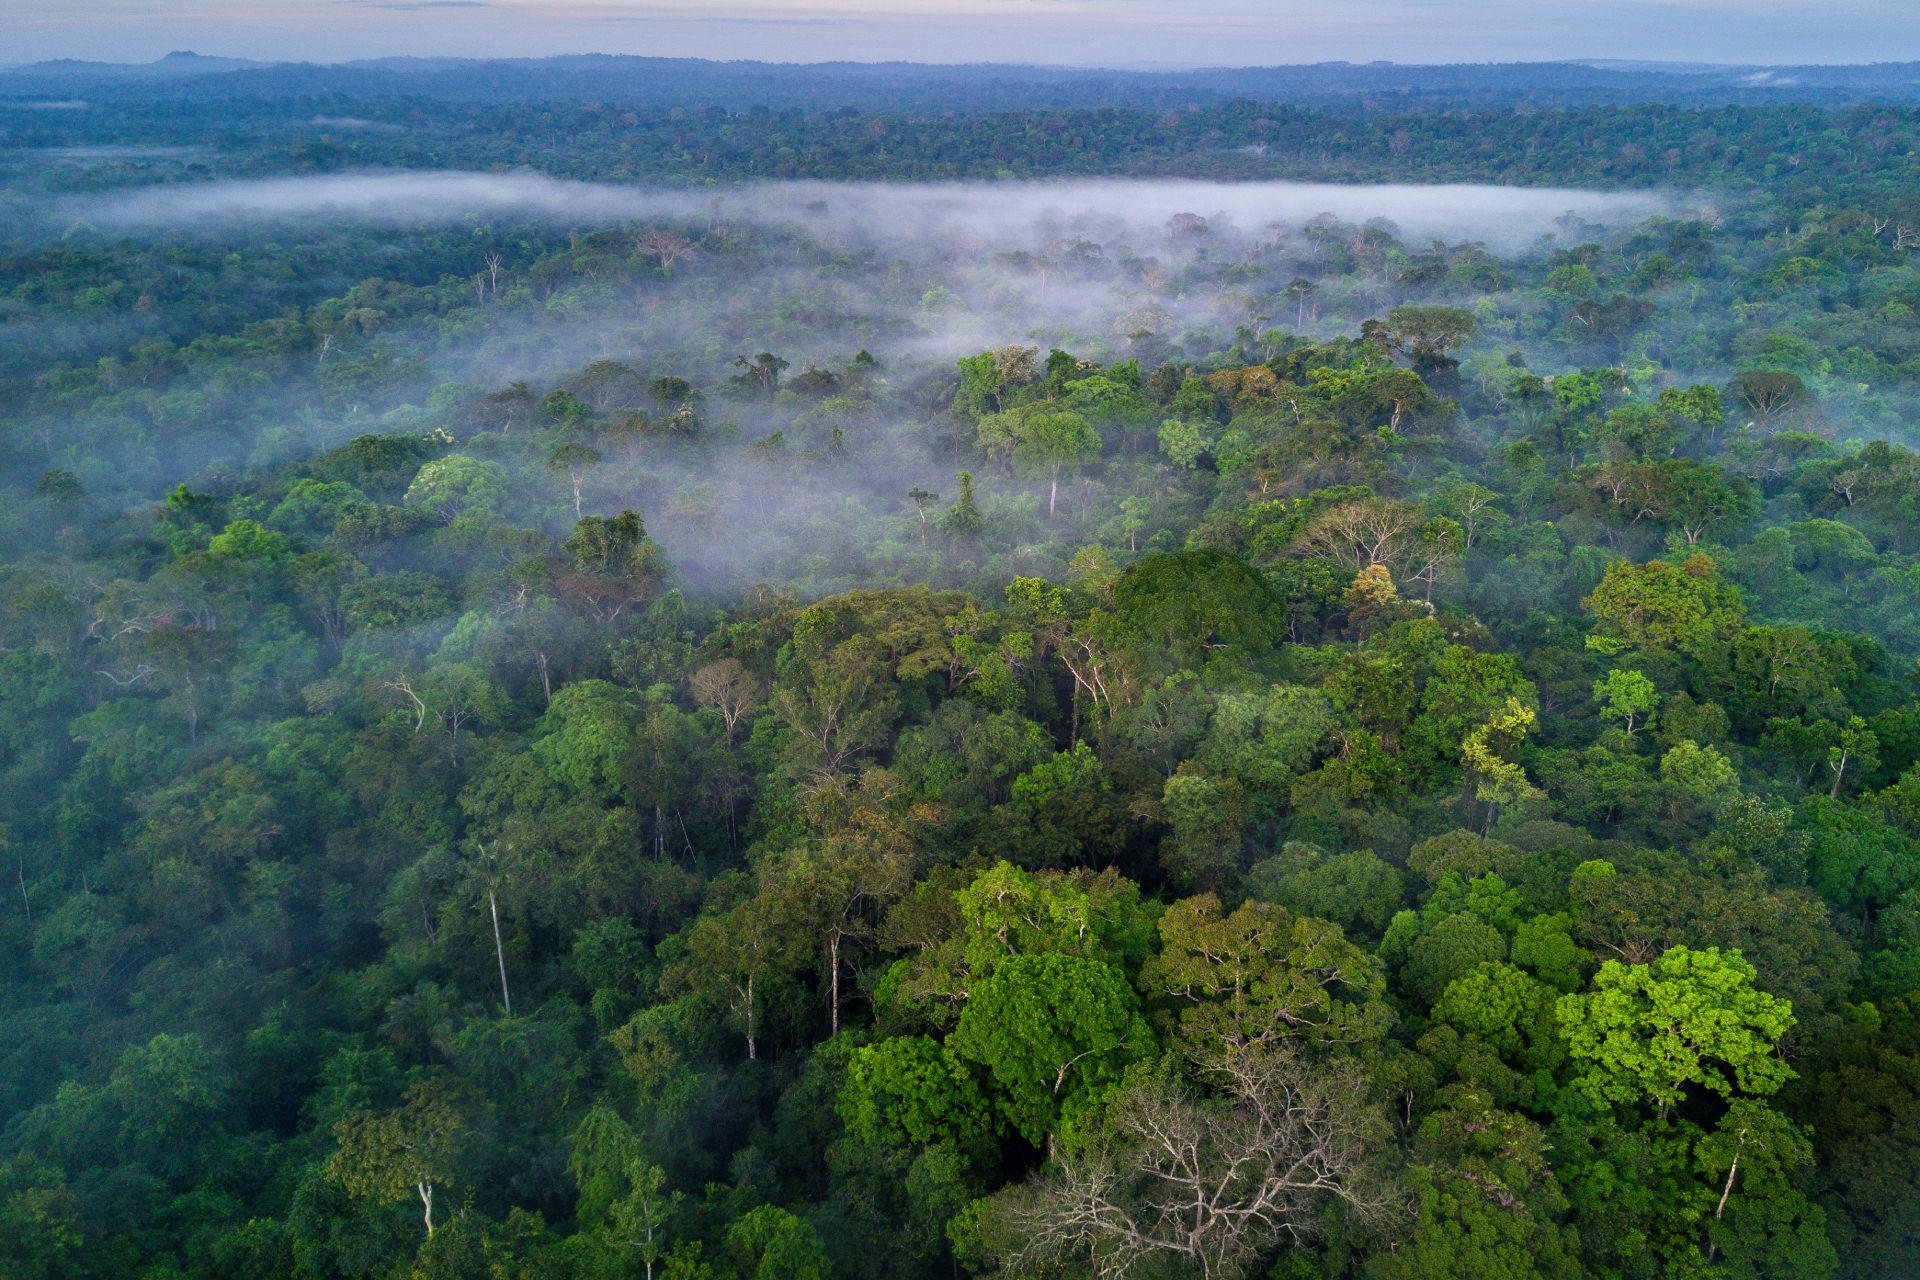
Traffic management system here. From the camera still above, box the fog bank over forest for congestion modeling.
[0,163,1848,604]
[69,172,1674,252]
[41,171,1683,418]
[4,171,1716,596]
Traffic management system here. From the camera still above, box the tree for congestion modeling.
[1593,403,1682,461]
[1732,625,1831,722]
[329,1079,466,1237]
[723,1205,829,1280]
[906,485,940,542]
[1012,409,1101,517]
[1111,547,1284,676]
[1660,740,1741,819]
[1461,697,1544,828]
[1726,370,1814,427]
[1792,797,1920,917]
[636,226,695,271]
[105,1031,231,1173]
[1373,1087,1580,1280]
[1432,962,1564,1072]
[973,1047,1388,1279]
[1295,497,1429,573]
[1156,768,1249,889]
[941,470,986,541]
[682,892,806,1060]
[841,1035,996,1154]
[1594,668,1658,739]
[1248,846,1406,942]
[768,641,898,776]
[1789,995,1920,1278]
[569,359,647,413]
[535,678,640,802]
[1568,293,1653,360]
[1583,554,1745,663]
[771,776,916,1034]
[1826,715,1879,799]
[731,352,790,396]
[1563,852,1855,1027]
[546,442,602,519]
[1656,383,1727,449]
[0,1157,81,1280]
[404,455,507,529]
[1384,304,1475,373]
[33,468,84,505]
[467,841,518,1016]
[949,951,1153,1144]
[954,345,1039,418]
[1138,894,1388,1055]
[1694,1100,1836,1278]
[1406,516,1463,602]
[559,511,666,623]
[947,860,1156,983]
[1660,459,1755,545]
[571,1106,681,1280]
[410,662,504,762]
[1396,912,1509,1009]
[1118,494,1149,551]
[1557,946,1795,1118]
[688,657,762,746]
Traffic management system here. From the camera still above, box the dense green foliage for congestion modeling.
[4,71,1920,1279]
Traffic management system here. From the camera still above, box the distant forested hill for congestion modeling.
[10,52,1920,112]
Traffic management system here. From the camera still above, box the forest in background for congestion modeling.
[15,52,1920,110]
[3,68,1920,1279]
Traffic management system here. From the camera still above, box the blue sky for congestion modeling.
[7,0,1920,67]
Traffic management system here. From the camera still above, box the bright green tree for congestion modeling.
[949,951,1152,1144]
[1594,668,1658,739]
[840,1035,995,1154]
[1557,946,1795,1118]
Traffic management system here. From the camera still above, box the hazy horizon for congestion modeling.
[10,50,1918,73]
[7,0,1920,71]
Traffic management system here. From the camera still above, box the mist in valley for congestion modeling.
[8,168,1704,596]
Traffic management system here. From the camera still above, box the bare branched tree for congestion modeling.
[636,227,695,271]
[689,657,763,745]
[978,1048,1394,1280]
[1294,497,1426,571]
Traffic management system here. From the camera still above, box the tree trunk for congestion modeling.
[418,1180,435,1236]
[1049,468,1059,517]
[745,973,757,1060]
[1707,1128,1747,1263]
[489,886,513,1016]
[829,931,842,1036]
[1715,1128,1748,1221]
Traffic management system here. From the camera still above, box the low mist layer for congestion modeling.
[70,172,1673,251]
